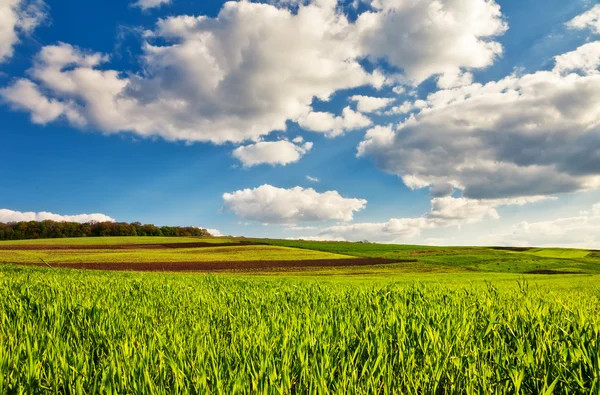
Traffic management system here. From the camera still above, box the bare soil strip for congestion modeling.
[0,241,262,251]
[526,269,587,275]
[490,247,534,252]
[9,258,413,272]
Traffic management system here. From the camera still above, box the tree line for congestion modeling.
[0,220,212,240]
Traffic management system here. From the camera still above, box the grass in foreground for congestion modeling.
[0,265,598,393]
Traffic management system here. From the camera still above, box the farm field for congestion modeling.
[259,239,600,274]
[0,265,598,393]
[1,236,599,393]
[1,236,600,274]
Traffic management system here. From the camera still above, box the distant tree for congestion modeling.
[0,220,212,241]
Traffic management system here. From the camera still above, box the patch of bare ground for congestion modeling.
[526,270,586,275]
[490,247,534,252]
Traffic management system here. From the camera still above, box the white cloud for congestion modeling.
[385,99,426,115]
[2,0,509,143]
[437,70,474,89]
[204,228,223,237]
[356,0,507,84]
[0,208,115,223]
[553,41,600,75]
[297,106,371,137]
[1,2,381,143]
[318,217,433,242]
[232,139,312,167]
[566,4,600,34]
[222,184,367,224]
[0,0,47,63]
[306,175,319,182]
[350,95,394,113]
[426,197,499,227]
[312,196,547,242]
[285,225,319,231]
[132,0,170,11]
[486,203,600,248]
[358,41,600,200]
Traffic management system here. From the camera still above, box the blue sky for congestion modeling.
[1,0,600,247]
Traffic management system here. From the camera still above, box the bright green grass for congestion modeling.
[0,245,353,265]
[521,248,592,259]
[0,236,239,245]
[0,265,598,393]
[259,239,600,274]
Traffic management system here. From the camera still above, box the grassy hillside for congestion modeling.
[1,236,600,274]
[260,239,600,274]
[0,245,353,265]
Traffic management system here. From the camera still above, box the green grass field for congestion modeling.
[1,236,599,393]
[259,239,600,274]
[0,245,353,265]
[0,265,598,393]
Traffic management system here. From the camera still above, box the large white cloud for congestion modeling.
[356,0,507,84]
[0,209,115,223]
[566,4,600,34]
[1,2,380,143]
[358,41,600,200]
[132,0,170,11]
[232,139,313,167]
[0,0,47,63]
[1,0,508,143]
[222,184,367,224]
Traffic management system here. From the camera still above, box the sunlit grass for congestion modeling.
[0,245,353,264]
[0,266,598,393]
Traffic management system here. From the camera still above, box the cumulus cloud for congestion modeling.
[0,208,115,223]
[486,203,600,249]
[2,0,508,143]
[1,2,381,143]
[205,228,223,237]
[222,184,367,224]
[437,70,474,89]
[132,0,170,11]
[312,196,547,242]
[318,217,433,242]
[232,139,312,167]
[566,4,600,34]
[356,0,507,84]
[0,0,47,63]
[553,41,600,75]
[358,41,600,200]
[297,106,372,137]
[350,95,394,113]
